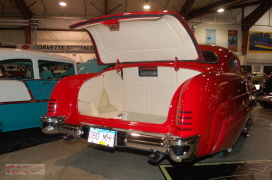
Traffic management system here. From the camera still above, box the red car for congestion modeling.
[42,11,255,162]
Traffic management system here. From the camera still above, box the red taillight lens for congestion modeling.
[176,110,193,131]
[48,99,56,113]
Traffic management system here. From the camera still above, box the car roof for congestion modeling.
[0,48,74,63]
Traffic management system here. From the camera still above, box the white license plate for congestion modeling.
[88,127,116,147]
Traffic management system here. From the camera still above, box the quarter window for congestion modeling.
[202,50,218,64]
[38,60,75,79]
[229,57,238,71]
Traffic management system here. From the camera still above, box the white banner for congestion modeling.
[17,44,95,53]
[34,45,95,53]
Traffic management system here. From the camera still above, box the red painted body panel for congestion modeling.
[47,46,254,158]
[43,11,255,161]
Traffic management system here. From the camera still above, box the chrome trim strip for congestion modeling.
[0,99,48,105]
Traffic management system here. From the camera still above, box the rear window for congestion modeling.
[0,59,33,79]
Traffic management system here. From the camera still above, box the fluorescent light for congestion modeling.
[217,8,224,12]
[59,1,67,6]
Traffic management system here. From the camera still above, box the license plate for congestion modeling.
[88,127,116,147]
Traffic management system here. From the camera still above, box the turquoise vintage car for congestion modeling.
[77,58,108,74]
[0,48,78,132]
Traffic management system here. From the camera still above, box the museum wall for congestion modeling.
[188,5,272,67]
[35,18,94,62]
[0,30,25,45]
[0,5,272,65]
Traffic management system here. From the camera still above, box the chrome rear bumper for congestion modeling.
[41,115,199,162]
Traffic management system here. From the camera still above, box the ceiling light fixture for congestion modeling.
[143,0,150,10]
[217,8,224,12]
[143,5,150,9]
[59,1,67,6]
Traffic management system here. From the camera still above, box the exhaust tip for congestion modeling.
[148,149,165,163]
[62,133,78,142]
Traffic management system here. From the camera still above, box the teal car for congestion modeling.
[0,48,78,132]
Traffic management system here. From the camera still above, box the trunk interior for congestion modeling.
[78,66,200,124]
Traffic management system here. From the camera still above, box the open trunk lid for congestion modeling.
[70,11,204,65]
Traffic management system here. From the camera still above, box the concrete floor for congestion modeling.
[0,105,271,180]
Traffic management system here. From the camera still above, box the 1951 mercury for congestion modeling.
[41,11,255,162]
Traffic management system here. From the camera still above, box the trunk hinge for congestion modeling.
[174,57,179,71]
[115,59,123,79]
[116,59,122,72]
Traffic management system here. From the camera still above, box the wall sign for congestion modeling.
[228,30,238,52]
[248,31,272,53]
[17,44,95,53]
[206,29,216,45]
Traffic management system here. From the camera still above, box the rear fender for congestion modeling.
[174,73,220,157]
[210,94,251,154]
[46,73,100,124]
[207,72,253,154]
[174,72,249,157]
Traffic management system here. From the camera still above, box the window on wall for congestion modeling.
[38,60,75,79]
[0,59,33,79]
[253,66,261,73]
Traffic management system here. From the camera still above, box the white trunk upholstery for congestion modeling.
[78,67,200,122]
